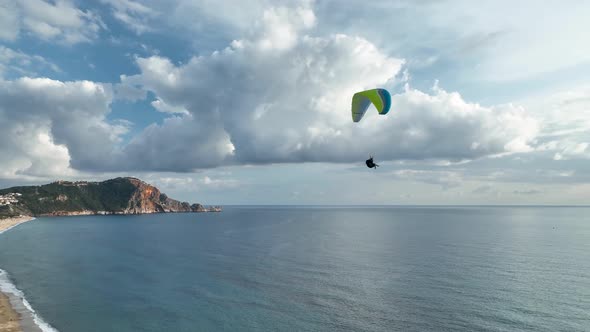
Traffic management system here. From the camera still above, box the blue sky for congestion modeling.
[0,0,589,205]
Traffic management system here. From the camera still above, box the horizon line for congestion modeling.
[217,204,590,207]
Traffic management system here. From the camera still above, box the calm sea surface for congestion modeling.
[0,206,589,331]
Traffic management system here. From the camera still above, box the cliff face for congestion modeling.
[0,177,221,218]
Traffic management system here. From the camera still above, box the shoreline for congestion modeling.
[0,216,54,332]
[0,216,34,332]
[35,207,222,217]
[0,270,46,332]
[0,291,20,332]
[0,216,35,235]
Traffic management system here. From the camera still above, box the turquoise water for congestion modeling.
[0,206,589,331]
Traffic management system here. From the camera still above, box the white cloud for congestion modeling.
[3,0,105,44]
[151,99,189,114]
[0,46,61,77]
[0,0,20,41]
[114,74,147,101]
[0,121,72,180]
[166,0,282,37]
[523,85,590,160]
[255,5,316,51]
[110,4,539,171]
[105,0,316,51]
[123,113,233,171]
[540,141,589,161]
[387,86,538,160]
[0,3,544,178]
[101,0,156,34]
[313,0,590,83]
[0,77,128,178]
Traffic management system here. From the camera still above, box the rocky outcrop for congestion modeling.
[191,203,222,212]
[124,178,169,214]
[0,177,221,218]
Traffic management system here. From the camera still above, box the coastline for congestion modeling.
[0,216,35,235]
[0,216,54,332]
[0,210,221,332]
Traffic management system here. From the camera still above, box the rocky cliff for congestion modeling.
[0,177,221,218]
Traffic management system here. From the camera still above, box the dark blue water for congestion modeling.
[0,207,589,331]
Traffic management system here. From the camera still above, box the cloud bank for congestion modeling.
[0,3,542,177]
[116,4,538,170]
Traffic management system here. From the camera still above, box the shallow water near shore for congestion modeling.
[0,269,53,332]
[0,207,589,331]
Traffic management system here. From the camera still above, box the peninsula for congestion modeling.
[0,177,221,219]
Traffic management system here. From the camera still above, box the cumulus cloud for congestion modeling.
[116,4,538,170]
[123,113,233,171]
[0,77,128,178]
[385,85,539,160]
[0,3,543,176]
[150,99,189,114]
[0,122,72,180]
[2,0,105,44]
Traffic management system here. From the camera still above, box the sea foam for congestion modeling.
[1,217,59,332]
[0,269,59,332]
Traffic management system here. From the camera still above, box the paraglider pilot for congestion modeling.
[366,156,379,169]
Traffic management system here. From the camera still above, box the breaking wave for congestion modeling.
[0,268,59,332]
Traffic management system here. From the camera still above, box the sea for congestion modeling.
[0,206,589,332]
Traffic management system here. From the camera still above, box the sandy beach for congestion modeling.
[0,292,21,332]
[0,217,35,235]
[0,216,34,332]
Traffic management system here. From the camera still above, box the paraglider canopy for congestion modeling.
[351,88,391,122]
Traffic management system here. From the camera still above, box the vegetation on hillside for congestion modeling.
[0,178,154,217]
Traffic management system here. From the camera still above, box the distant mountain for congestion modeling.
[0,177,221,218]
